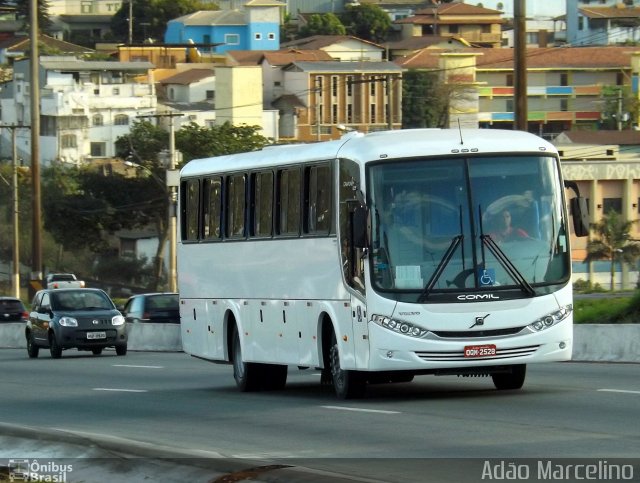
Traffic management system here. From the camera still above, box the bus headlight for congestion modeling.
[527,304,572,332]
[371,314,428,338]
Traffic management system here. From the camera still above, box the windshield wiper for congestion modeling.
[418,235,463,302]
[481,235,535,297]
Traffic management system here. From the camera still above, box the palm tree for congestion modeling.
[584,210,640,290]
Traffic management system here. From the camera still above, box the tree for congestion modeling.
[299,13,346,38]
[110,0,218,44]
[402,70,450,128]
[340,3,391,43]
[14,0,53,33]
[599,85,640,131]
[584,210,640,290]
[175,122,270,163]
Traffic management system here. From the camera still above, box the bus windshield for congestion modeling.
[368,155,570,301]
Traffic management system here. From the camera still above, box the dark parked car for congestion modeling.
[121,293,180,324]
[26,288,127,359]
[0,296,28,323]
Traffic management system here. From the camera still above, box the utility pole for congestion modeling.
[128,0,133,44]
[30,0,43,292]
[136,112,182,292]
[1,124,30,298]
[514,0,528,131]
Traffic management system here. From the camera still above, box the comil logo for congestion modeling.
[457,294,500,301]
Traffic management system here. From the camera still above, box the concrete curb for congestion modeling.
[0,323,182,352]
[1,323,639,362]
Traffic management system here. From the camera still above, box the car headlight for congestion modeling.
[59,316,78,327]
[371,314,428,338]
[112,315,125,326]
[527,304,572,332]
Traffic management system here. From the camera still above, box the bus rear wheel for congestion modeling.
[232,326,261,391]
[329,331,365,399]
[492,364,526,390]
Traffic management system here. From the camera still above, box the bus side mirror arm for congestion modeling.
[564,181,590,238]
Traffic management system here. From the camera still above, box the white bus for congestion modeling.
[178,129,589,399]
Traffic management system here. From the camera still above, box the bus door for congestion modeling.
[339,157,369,370]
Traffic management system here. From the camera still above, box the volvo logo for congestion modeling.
[457,294,500,301]
[92,320,99,325]
[469,313,490,329]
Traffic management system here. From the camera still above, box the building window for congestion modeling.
[225,34,240,45]
[61,134,77,148]
[113,87,120,95]
[255,33,262,40]
[115,114,129,125]
[506,73,514,86]
[92,114,103,126]
[332,76,338,97]
[602,198,622,215]
[370,77,376,96]
[90,142,106,157]
[206,90,214,101]
[560,73,568,86]
[370,104,376,123]
[346,75,353,97]
[560,98,568,111]
[315,76,323,97]
[347,104,353,123]
[332,104,338,123]
[268,33,275,40]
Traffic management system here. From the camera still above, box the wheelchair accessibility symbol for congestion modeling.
[478,268,495,286]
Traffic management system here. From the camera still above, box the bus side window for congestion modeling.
[203,176,223,240]
[181,179,200,241]
[305,163,332,235]
[251,170,274,238]
[226,173,247,239]
[277,167,301,236]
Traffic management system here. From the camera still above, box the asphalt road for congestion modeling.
[0,349,639,482]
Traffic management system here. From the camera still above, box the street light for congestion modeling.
[124,159,178,292]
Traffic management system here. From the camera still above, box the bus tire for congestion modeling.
[232,326,261,392]
[262,364,288,390]
[330,330,366,399]
[492,364,526,390]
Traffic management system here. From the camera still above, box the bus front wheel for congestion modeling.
[232,326,261,391]
[329,331,366,399]
[492,364,526,390]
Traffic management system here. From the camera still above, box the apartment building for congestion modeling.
[396,46,640,137]
[0,56,156,165]
[276,61,403,141]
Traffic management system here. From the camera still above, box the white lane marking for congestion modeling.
[93,388,148,393]
[112,364,163,369]
[598,389,640,395]
[321,405,400,414]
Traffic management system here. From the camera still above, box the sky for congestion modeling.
[471,1,566,19]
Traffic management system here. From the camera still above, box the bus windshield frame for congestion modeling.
[367,154,570,303]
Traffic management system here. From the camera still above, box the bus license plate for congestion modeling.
[464,344,496,358]
[87,331,106,340]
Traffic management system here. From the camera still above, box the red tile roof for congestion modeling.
[395,46,640,70]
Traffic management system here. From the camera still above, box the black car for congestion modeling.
[121,293,180,324]
[0,296,28,323]
[26,288,128,359]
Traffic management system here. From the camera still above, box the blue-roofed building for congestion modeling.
[164,0,285,54]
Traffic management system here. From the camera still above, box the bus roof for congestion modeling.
[179,129,557,177]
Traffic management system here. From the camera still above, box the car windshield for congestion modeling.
[0,299,24,311]
[147,294,179,311]
[51,291,113,311]
[368,155,570,301]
